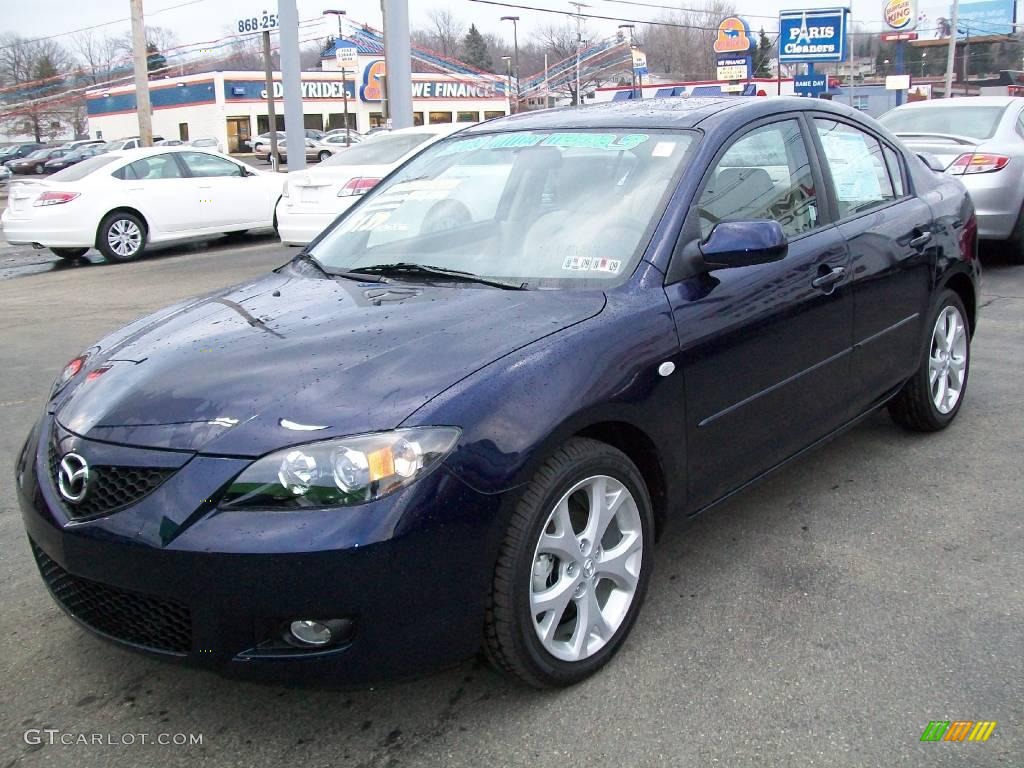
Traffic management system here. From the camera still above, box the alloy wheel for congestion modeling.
[929,305,968,414]
[529,475,643,662]
[107,219,142,258]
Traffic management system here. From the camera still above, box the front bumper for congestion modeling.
[16,415,505,683]
[959,171,1024,241]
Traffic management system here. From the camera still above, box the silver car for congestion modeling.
[879,96,1024,262]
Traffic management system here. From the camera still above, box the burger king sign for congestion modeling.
[883,0,917,30]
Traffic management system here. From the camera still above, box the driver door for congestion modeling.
[663,117,854,510]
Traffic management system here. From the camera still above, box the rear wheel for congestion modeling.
[50,247,89,259]
[889,289,970,431]
[97,212,146,262]
[484,438,653,688]
[317,150,331,162]
[1009,208,1024,264]
[34,163,44,174]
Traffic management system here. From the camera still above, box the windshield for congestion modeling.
[322,133,435,167]
[879,105,1006,140]
[50,154,119,181]
[309,129,694,289]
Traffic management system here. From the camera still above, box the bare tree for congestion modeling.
[425,8,465,59]
[71,30,124,85]
[534,21,621,104]
[0,33,76,141]
[642,0,738,79]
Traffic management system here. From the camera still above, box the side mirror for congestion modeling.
[917,152,945,173]
[699,220,788,270]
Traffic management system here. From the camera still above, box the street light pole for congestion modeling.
[570,2,589,106]
[618,24,636,98]
[501,16,520,112]
[323,9,351,145]
[944,0,960,97]
[502,56,513,114]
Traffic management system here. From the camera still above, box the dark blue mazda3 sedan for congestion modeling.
[16,98,980,688]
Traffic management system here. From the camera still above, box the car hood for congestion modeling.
[53,268,605,456]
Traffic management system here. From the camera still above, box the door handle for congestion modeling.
[909,231,932,249]
[812,265,846,290]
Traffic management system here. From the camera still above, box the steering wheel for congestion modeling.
[422,199,472,234]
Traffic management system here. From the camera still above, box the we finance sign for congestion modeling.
[779,8,849,63]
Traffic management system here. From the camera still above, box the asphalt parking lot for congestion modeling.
[0,237,1020,768]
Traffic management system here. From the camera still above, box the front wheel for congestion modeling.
[317,150,331,162]
[50,247,89,259]
[889,289,970,431]
[34,164,44,174]
[484,438,653,688]
[96,212,146,262]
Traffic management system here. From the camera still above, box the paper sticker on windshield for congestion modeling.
[652,141,676,158]
[562,256,622,274]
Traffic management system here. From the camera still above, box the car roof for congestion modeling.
[887,95,1024,110]
[465,96,863,133]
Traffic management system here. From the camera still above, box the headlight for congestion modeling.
[219,427,461,510]
[50,351,93,399]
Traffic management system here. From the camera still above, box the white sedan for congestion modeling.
[1,147,283,262]
[275,125,468,246]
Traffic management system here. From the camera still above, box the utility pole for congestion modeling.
[619,24,637,98]
[324,9,351,145]
[129,0,153,146]
[503,56,513,114]
[382,0,412,128]
[944,0,960,97]
[279,0,305,170]
[501,16,520,112]
[262,32,280,170]
[570,2,589,106]
[961,22,970,84]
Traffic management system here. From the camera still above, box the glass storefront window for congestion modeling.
[484,111,506,120]
[369,112,385,128]
[413,112,425,126]
[457,111,479,123]
[429,111,453,124]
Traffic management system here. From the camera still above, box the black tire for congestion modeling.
[317,150,331,162]
[96,212,147,263]
[889,289,970,432]
[1008,208,1024,264]
[50,247,89,259]
[34,163,44,174]
[484,437,654,688]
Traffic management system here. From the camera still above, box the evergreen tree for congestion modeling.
[461,24,493,71]
[754,28,773,78]
[146,41,167,73]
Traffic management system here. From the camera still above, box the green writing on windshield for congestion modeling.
[437,132,650,156]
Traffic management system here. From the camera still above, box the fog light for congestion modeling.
[289,620,332,646]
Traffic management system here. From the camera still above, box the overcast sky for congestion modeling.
[5,0,1014,56]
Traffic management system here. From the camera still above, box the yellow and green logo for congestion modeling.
[920,721,997,742]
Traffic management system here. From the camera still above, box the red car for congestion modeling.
[9,148,70,175]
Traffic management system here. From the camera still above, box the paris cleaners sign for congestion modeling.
[778,8,849,63]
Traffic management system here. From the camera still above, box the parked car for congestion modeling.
[60,139,105,151]
[43,144,105,173]
[313,132,366,160]
[2,147,283,261]
[101,136,164,152]
[15,98,978,688]
[254,137,323,164]
[155,139,186,147]
[276,125,467,245]
[188,137,222,152]
[9,148,70,175]
[0,165,10,185]
[1,143,43,167]
[248,129,323,153]
[879,96,1024,262]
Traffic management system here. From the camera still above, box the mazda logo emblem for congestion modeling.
[57,452,90,504]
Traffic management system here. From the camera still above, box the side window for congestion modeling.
[118,154,184,180]
[698,119,819,240]
[883,145,906,197]
[178,151,242,178]
[813,119,896,218]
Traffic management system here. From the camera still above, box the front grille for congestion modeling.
[47,441,174,519]
[30,540,192,655]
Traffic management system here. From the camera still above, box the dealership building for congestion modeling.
[85,39,509,153]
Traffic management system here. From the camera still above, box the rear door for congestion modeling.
[112,153,198,234]
[810,117,933,413]
[664,116,854,510]
[176,151,272,229]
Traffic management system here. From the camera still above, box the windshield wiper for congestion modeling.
[291,252,386,283]
[349,263,528,290]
